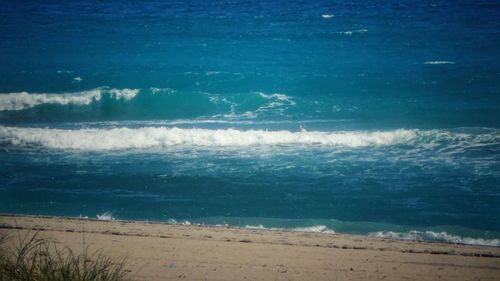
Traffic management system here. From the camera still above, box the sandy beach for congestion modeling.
[0,214,499,281]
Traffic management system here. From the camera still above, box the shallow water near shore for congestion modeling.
[0,1,499,245]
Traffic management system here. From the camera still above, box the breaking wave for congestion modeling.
[0,87,139,111]
[0,126,418,150]
[96,212,116,221]
[0,88,297,122]
[370,230,500,246]
[1,126,498,151]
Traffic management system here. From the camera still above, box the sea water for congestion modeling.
[0,0,499,245]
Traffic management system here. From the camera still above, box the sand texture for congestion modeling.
[1,214,499,281]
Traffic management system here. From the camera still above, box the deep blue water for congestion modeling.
[1,1,499,245]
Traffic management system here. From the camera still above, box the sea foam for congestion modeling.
[424,61,456,65]
[96,212,115,221]
[293,225,335,234]
[0,126,418,150]
[245,225,335,234]
[370,230,500,246]
[334,29,368,35]
[0,87,139,111]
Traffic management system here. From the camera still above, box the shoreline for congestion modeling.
[1,214,500,280]
[1,212,498,247]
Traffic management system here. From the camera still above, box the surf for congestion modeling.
[0,87,139,111]
[0,126,419,150]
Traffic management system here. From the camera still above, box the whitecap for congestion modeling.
[424,61,456,65]
[334,29,368,35]
[205,71,222,75]
[0,87,139,111]
[108,88,139,100]
[0,89,101,111]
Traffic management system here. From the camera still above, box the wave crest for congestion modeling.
[0,87,139,111]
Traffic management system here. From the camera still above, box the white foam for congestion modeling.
[244,224,266,230]
[322,14,335,19]
[108,88,139,100]
[293,225,336,234]
[0,87,139,111]
[96,212,115,221]
[0,126,418,150]
[244,224,335,234]
[258,92,294,103]
[370,230,500,246]
[150,87,176,95]
[256,92,296,114]
[334,29,368,35]
[210,92,296,119]
[424,61,456,65]
[0,90,101,111]
[205,71,222,75]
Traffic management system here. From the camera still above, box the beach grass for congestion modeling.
[0,230,128,281]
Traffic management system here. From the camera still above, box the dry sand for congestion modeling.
[1,214,499,281]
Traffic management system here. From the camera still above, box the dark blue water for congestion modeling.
[1,1,499,245]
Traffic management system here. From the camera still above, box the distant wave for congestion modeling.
[0,126,418,150]
[0,88,295,121]
[0,87,139,111]
[424,61,456,65]
[370,230,500,247]
[334,29,368,35]
[321,14,335,19]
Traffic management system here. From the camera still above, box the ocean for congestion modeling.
[0,0,499,246]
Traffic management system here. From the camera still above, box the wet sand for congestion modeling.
[1,214,499,281]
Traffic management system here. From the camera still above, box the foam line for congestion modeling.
[245,225,335,234]
[0,126,417,150]
[424,61,456,65]
[370,230,500,246]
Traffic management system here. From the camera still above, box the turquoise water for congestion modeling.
[1,1,499,245]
